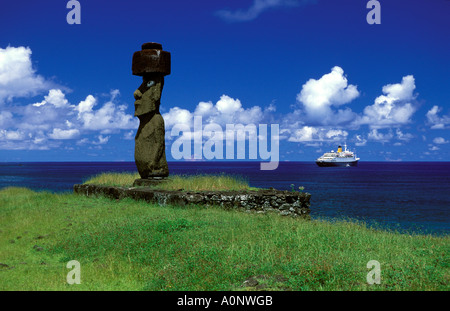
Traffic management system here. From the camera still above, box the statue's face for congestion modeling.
[134,74,163,116]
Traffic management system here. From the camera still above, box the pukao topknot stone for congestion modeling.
[132,42,171,76]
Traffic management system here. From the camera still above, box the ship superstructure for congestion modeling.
[316,143,360,167]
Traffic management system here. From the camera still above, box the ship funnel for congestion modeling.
[337,145,342,153]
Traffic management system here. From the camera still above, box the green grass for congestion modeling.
[84,172,256,191]
[84,172,140,187]
[0,187,448,291]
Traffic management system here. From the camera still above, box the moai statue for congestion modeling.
[132,42,170,179]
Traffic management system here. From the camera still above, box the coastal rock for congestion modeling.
[279,203,290,211]
[243,277,259,287]
[33,245,43,252]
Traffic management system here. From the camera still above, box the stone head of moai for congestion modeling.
[132,42,170,117]
[132,43,170,179]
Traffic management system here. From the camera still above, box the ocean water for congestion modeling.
[0,161,449,236]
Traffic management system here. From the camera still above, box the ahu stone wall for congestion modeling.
[73,184,311,218]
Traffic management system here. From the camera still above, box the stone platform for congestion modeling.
[133,178,168,187]
[73,184,311,218]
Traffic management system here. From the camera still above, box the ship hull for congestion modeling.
[316,160,358,167]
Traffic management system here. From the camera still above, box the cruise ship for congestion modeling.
[316,144,360,167]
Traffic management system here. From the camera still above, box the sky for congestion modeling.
[0,0,449,162]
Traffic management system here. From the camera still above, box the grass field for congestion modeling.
[84,172,256,191]
[0,187,448,291]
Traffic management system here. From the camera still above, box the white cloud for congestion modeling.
[32,89,69,108]
[75,95,96,115]
[288,126,318,142]
[296,66,359,125]
[326,129,348,139]
[290,71,421,147]
[163,94,275,148]
[48,128,80,140]
[194,101,215,119]
[0,46,139,151]
[433,137,449,144]
[163,107,193,129]
[426,105,450,129]
[76,90,138,132]
[76,138,89,145]
[93,135,110,145]
[396,129,414,141]
[429,145,440,151]
[377,75,416,103]
[355,135,367,146]
[286,126,348,143]
[0,111,13,128]
[237,106,265,125]
[1,87,137,150]
[164,94,270,132]
[216,0,314,22]
[368,129,394,142]
[0,130,57,150]
[0,129,26,141]
[216,95,242,114]
[281,67,359,144]
[0,46,55,103]
[356,75,417,128]
[123,130,134,140]
[17,89,76,133]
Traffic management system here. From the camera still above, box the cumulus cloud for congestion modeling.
[33,89,69,108]
[216,95,242,114]
[216,0,314,22]
[163,107,193,129]
[213,95,265,125]
[0,88,138,150]
[288,71,424,146]
[123,130,134,140]
[0,45,143,151]
[287,126,348,143]
[395,129,414,141]
[165,69,426,152]
[355,134,367,146]
[0,111,13,128]
[296,66,359,125]
[18,89,76,132]
[326,129,348,139]
[368,129,394,142]
[0,128,58,150]
[0,130,26,141]
[93,135,110,145]
[48,128,80,140]
[354,128,414,146]
[426,105,450,129]
[162,94,279,159]
[355,75,417,128]
[278,66,359,144]
[163,94,272,137]
[75,90,138,133]
[75,95,96,115]
[0,46,55,103]
[288,126,318,142]
[429,145,440,151]
[433,137,449,144]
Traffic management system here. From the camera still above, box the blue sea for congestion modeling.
[0,161,449,236]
